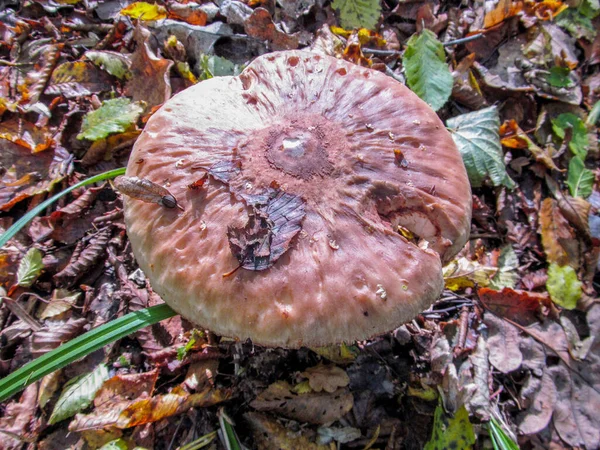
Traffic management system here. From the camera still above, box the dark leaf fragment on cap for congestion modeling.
[114,176,181,209]
[227,190,306,271]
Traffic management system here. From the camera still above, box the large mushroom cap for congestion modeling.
[124,50,472,348]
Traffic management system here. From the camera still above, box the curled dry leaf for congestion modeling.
[301,364,350,393]
[245,412,330,450]
[250,380,353,425]
[114,176,182,210]
[31,318,87,357]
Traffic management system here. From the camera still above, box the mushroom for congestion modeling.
[123,50,472,348]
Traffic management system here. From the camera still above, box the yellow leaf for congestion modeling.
[120,2,167,21]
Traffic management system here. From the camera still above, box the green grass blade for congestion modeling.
[0,304,176,402]
[0,167,126,248]
[489,418,520,450]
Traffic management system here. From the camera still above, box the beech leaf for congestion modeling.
[331,0,381,30]
[17,247,44,287]
[551,113,589,159]
[49,364,109,424]
[120,2,167,20]
[447,106,516,189]
[77,98,143,141]
[546,263,582,310]
[424,404,476,450]
[567,156,594,198]
[85,51,132,80]
[403,29,453,112]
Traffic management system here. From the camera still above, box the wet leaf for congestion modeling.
[120,2,167,20]
[479,287,553,326]
[228,190,305,271]
[301,364,350,393]
[551,113,589,159]
[114,176,181,210]
[447,106,516,189]
[567,156,594,198]
[77,98,143,141]
[49,364,109,424]
[331,0,381,30]
[546,263,582,309]
[85,51,132,80]
[45,61,112,98]
[424,404,475,450]
[16,248,44,288]
[250,380,353,424]
[403,29,453,111]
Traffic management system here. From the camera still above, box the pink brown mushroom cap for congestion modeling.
[123,50,472,348]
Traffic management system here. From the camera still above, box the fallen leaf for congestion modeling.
[539,198,579,268]
[31,318,87,356]
[489,244,519,290]
[0,384,38,450]
[244,8,299,51]
[0,118,54,153]
[120,2,167,20]
[245,412,330,449]
[114,176,181,210]
[567,156,595,198]
[517,369,556,435]
[443,257,497,291]
[250,380,353,425]
[45,61,113,98]
[447,106,516,189]
[77,98,143,141]
[85,51,132,80]
[49,364,110,424]
[479,287,553,325]
[331,0,381,30]
[424,404,476,450]
[16,247,44,288]
[403,29,453,111]
[484,0,524,29]
[125,25,174,108]
[500,119,560,171]
[551,112,590,159]
[93,370,158,408]
[301,364,350,393]
[483,313,524,373]
[546,263,582,309]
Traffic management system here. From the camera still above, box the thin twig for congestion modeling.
[444,33,484,46]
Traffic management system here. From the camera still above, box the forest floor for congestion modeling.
[0,0,599,449]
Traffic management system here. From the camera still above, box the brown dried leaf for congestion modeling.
[483,0,523,29]
[94,370,158,408]
[539,198,579,268]
[0,119,54,153]
[301,364,350,393]
[517,369,556,435]
[184,360,219,391]
[244,8,299,51]
[228,190,305,271]
[0,384,39,450]
[45,61,112,98]
[31,318,87,357]
[478,287,556,326]
[499,120,561,171]
[37,289,81,320]
[125,25,173,109]
[483,313,523,373]
[245,412,330,450]
[114,176,180,210]
[250,381,353,425]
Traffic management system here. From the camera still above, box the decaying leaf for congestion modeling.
[244,8,299,51]
[424,404,476,450]
[479,287,554,325]
[0,119,54,153]
[483,313,524,373]
[245,412,330,449]
[114,176,181,210]
[443,257,497,291]
[0,384,38,450]
[45,61,112,98]
[85,51,132,80]
[500,119,560,171]
[31,318,87,356]
[301,364,350,393]
[250,380,353,425]
[447,106,516,189]
[227,190,305,271]
[539,198,579,268]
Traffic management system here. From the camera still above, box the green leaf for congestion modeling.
[580,0,600,18]
[424,404,476,450]
[0,168,126,249]
[551,113,589,159]
[198,55,241,81]
[16,248,44,287]
[49,363,109,424]
[567,156,594,198]
[545,67,574,88]
[331,0,381,30]
[587,100,600,126]
[0,303,176,402]
[546,263,582,310]
[99,440,129,450]
[403,29,453,112]
[488,418,519,450]
[447,106,516,189]
[85,51,132,80]
[77,98,143,141]
[556,8,597,41]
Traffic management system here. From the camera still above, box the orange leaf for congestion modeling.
[484,0,524,29]
[479,287,556,325]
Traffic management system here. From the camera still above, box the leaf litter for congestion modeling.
[0,0,599,449]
